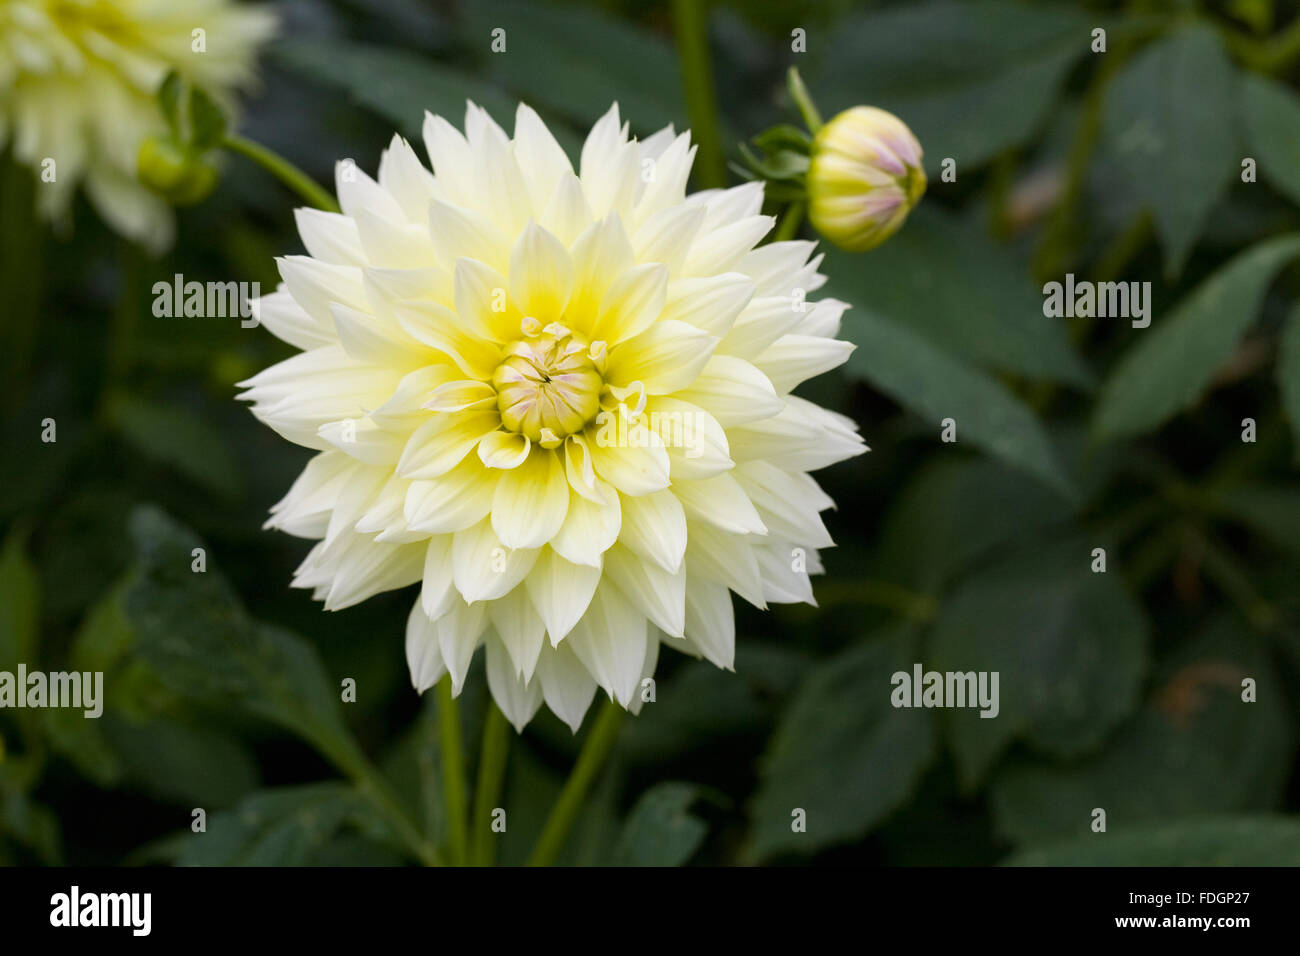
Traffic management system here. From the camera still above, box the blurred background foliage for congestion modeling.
[3,0,1300,866]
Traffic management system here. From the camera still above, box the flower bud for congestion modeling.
[807,106,925,252]
[137,136,219,206]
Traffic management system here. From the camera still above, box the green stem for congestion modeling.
[1197,529,1281,633]
[773,201,805,242]
[470,703,511,866]
[672,0,725,189]
[1221,14,1300,74]
[436,677,469,865]
[528,700,624,867]
[1031,59,1115,282]
[223,133,340,212]
[786,66,823,134]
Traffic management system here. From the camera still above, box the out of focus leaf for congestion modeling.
[929,537,1148,789]
[843,309,1075,497]
[460,0,687,137]
[613,782,708,867]
[1101,25,1237,277]
[102,715,259,809]
[0,791,60,864]
[1243,73,1300,208]
[823,208,1092,387]
[1091,234,1300,442]
[1006,815,1300,865]
[68,586,134,675]
[41,708,123,788]
[623,644,811,764]
[989,620,1292,845]
[1279,306,1300,451]
[872,458,1075,593]
[814,1,1091,173]
[175,783,362,866]
[751,628,937,859]
[121,506,365,773]
[0,529,38,671]
[113,396,243,500]
[274,40,524,142]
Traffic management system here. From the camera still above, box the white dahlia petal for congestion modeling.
[242,101,866,731]
[406,601,447,693]
[536,640,599,733]
[485,639,544,732]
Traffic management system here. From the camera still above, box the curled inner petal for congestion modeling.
[493,323,603,442]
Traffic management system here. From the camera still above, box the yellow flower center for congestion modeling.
[492,321,603,445]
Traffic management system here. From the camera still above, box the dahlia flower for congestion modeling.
[240,102,865,732]
[0,0,275,249]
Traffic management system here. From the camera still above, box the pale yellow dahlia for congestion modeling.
[0,0,275,248]
[240,103,865,731]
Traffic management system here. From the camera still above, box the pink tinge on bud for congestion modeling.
[807,106,926,252]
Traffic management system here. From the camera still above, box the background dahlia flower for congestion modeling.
[240,102,865,732]
[0,0,275,249]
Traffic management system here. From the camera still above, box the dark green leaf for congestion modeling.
[823,207,1093,387]
[459,0,688,137]
[41,708,123,788]
[989,619,1292,845]
[929,536,1148,788]
[623,644,811,765]
[1242,73,1300,207]
[175,783,361,866]
[121,506,365,772]
[613,782,708,866]
[114,396,243,499]
[102,715,259,808]
[0,791,60,864]
[843,308,1075,497]
[815,1,1092,172]
[1006,815,1300,866]
[1101,25,1238,276]
[751,628,938,858]
[273,40,528,145]
[872,458,1075,593]
[1092,234,1300,442]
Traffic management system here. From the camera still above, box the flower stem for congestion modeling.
[436,677,469,865]
[470,703,510,866]
[222,133,340,213]
[528,700,624,867]
[671,0,725,189]
[774,201,805,242]
[787,67,823,134]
